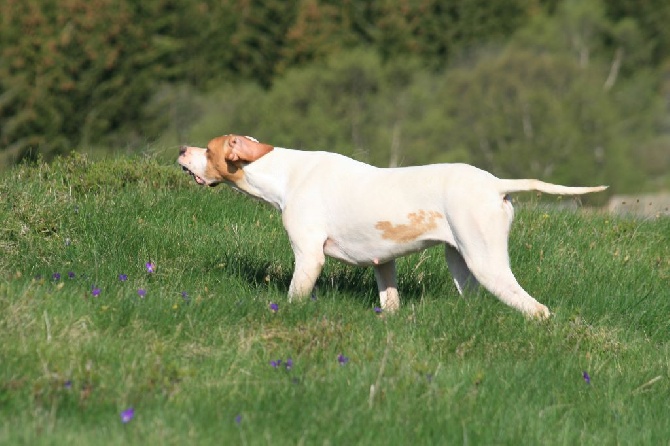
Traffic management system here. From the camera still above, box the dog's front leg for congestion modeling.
[288,249,325,302]
[373,261,400,312]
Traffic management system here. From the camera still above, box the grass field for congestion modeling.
[1,154,669,445]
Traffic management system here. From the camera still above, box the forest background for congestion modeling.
[2,0,670,197]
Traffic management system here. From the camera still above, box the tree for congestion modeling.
[0,0,183,163]
[604,0,670,66]
[424,0,662,193]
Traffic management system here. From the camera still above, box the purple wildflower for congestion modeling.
[269,302,279,312]
[68,271,76,279]
[373,307,382,314]
[137,289,147,298]
[270,359,282,368]
[235,414,242,425]
[120,407,134,424]
[91,287,101,297]
[118,274,128,281]
[285,357,293,370]
[52,272,61,281]
[64,380,72,389]
[145,262,155,273]
[337,354,349,365]
[582,371,591,384]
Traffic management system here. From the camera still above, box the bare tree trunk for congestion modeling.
[604,47,623,91]
[389,121,401,167]
[521,101,533,139]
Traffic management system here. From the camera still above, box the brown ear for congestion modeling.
[226,135,273,162]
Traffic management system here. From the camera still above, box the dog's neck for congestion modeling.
[228,149,288,211]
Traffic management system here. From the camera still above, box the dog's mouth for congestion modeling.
[181,165,208,186]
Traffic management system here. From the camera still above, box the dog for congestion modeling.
[178,135,607,318]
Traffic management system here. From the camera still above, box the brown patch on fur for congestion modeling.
[226,134,274,162]
[203,135,273,185]
[203,136,244,185]
[375,210,444,243]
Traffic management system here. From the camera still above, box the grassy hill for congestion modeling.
[1,154,668,444]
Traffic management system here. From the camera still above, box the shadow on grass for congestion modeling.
[209,251,454,308]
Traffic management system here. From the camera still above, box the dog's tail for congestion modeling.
[496,179,608,196]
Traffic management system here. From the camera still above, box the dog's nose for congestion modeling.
[179,145,187,156]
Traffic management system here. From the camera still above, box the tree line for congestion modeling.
[1,0,669,193]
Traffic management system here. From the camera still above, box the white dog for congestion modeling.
[179,135,607,318]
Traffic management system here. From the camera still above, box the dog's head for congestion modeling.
[178,135,273,187]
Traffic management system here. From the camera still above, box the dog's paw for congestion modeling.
[532,303,551,320]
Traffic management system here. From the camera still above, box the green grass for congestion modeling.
[1,154,669,445]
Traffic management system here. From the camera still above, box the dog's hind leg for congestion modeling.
[373,260,400,311]
[451,201,550,318]
[444,244,480,295]
[466,259,550,318]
